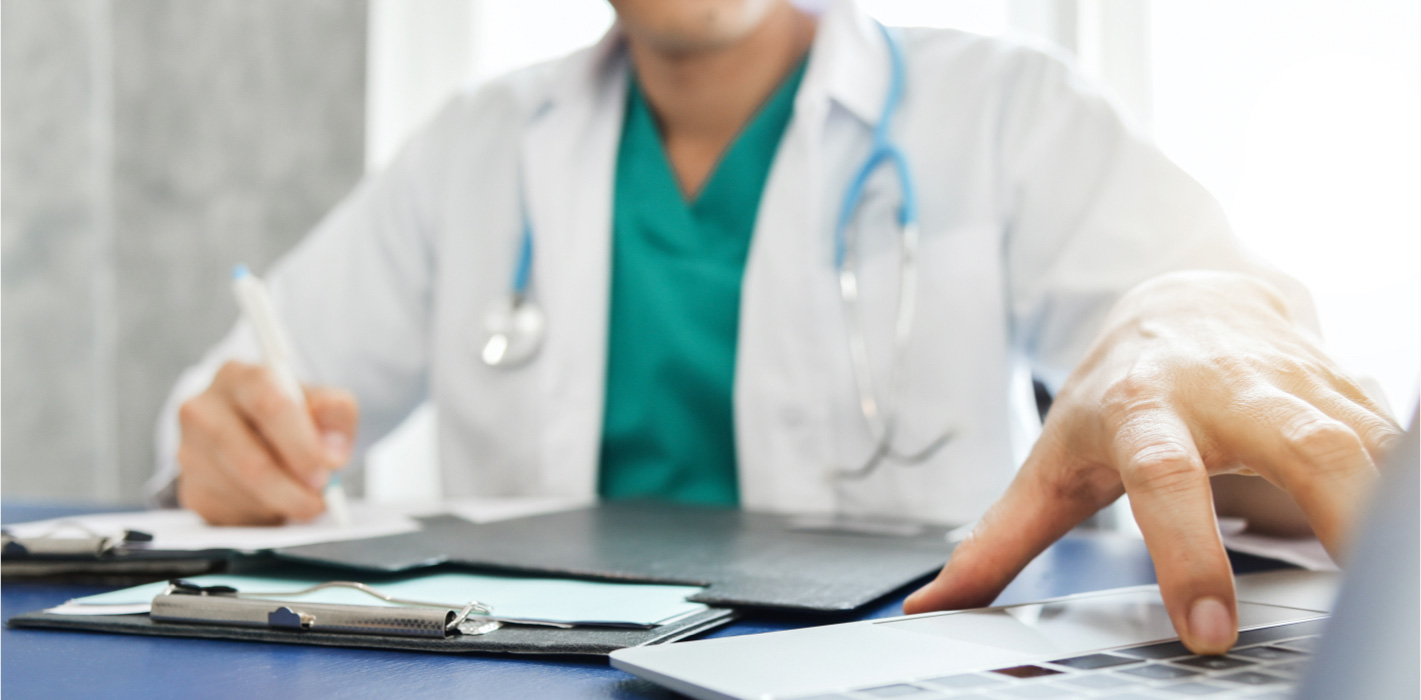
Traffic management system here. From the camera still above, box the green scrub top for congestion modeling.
[598,58,808,506]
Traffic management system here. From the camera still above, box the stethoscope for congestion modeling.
[480,23,952,481]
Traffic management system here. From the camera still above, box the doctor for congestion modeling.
[154,0,1400,655]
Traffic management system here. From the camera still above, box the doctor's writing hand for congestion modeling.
[904,271,1400,654]
[176,361,359,525]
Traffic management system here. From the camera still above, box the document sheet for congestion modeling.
[5,502,421,552]
[49,571,708,627]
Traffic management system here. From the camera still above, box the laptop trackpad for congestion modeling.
[879,590,1320,657]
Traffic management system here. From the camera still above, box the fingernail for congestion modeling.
[323,431,351,465]
[1188,597,1233,653]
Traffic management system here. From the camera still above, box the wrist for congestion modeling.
[1064,271,1301,393]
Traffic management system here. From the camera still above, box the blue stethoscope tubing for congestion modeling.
[833,21,916,269]
[480,22,952,478]
[830,23,952,479]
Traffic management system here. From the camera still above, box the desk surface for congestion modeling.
[1,502,1181,700]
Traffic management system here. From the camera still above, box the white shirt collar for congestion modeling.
[803,0,891,128]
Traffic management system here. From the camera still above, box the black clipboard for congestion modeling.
[1,528,229,584]
[7,602,735,657]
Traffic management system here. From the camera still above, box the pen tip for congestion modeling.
[232,264,250,280]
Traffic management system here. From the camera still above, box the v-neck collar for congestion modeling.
[624,56,809,211]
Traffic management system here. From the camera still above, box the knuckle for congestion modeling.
[1204,353,1254,381]
[1272,359,1310,387]
[1122,444,1202,494]
[1283,416,1363,471]
[1356,417,1400,446]
[1370,425,1405,454]
[248,381,290,419]
[1318,363,1363,395]
[1100,372,1167,424]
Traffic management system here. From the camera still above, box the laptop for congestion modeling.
[612,411,1419,700]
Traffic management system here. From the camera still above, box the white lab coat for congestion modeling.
[150,0,1308,524]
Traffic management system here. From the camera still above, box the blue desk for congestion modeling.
[2,503,1173,700]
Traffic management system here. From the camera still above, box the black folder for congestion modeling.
[273,501,955,613]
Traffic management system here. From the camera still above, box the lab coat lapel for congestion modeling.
[735,0,890,512]
[521,34,628,499]
[733,0,886,513]
[735,91,830,512]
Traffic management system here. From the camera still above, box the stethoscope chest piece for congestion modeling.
[480,295,546,367]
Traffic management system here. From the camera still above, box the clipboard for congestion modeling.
[274,501,956,613]
[2,504,422,584]
[7,577,737,657]
[1,525,228,584]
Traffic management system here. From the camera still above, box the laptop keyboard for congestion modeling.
[783,618,1326,700]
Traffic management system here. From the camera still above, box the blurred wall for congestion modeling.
[2,0,368,503]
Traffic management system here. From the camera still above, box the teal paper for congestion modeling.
[71,572,707,626]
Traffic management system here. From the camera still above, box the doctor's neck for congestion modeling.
[614,0,816,198]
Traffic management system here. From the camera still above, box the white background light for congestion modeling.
[362,0,1420,502]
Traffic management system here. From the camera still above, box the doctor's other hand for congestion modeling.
[904,271,1400,655]
[176,361,359,525]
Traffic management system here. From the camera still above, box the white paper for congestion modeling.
[1219,517,1339,572]
[429,496,590,524]
[44,602,152,616]
[5,502,421,552]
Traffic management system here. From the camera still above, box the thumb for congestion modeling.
[905,428,1117,614]
[304,386,358,468]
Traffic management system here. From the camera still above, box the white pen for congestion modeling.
[231,264,352,527]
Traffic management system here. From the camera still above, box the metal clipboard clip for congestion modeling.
[150,579,504,639]
[1,522,153,558]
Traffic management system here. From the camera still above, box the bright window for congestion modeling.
[1149,0,1420,417]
